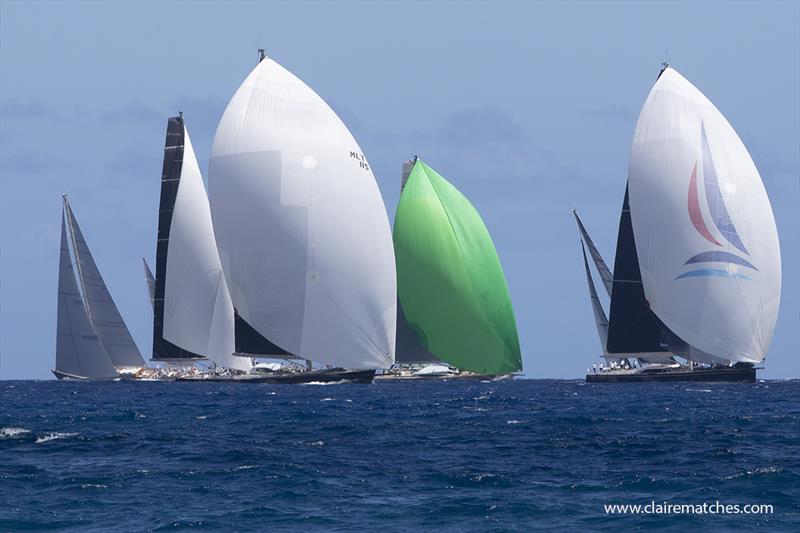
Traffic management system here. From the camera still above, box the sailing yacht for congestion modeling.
[200,50,396,383]
[53,196,146,380]
[577,65,781,383]
[382,157,523,380]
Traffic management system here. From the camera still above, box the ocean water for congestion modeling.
[1,380,797,532]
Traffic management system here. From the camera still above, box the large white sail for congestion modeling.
[628,67,781,364]
[209,56,396,369]
[55,203,118,379]
[163,127,250,372]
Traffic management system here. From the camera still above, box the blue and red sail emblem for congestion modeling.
[677,124,756,280]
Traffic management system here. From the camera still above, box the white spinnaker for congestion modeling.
[209,57,396,369]
[163,127,250,372]
[628,67,781,364]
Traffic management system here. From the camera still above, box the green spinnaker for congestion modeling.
[393,159,522,374]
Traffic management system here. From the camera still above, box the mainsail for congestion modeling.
[393,159,522,374]
[208,54,396,370]
[55,202,119,379]
[63,199,145,368]
[605,186,668,354]
[627,67,781,364]
[161,121,251,372]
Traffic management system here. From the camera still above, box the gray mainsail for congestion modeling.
[572,210,612,297]
[63,199,145,368]
[55,204,118,379]
[143,257,155,309]
[580,241,609,352]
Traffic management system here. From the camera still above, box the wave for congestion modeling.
[0,427,31,439]
[35,432,79,444]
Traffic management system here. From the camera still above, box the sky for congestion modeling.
[1,1,798,380]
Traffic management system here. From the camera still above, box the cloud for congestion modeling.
[100,102,163,124]
[436,108,528,147]
[169,95,227,140]
[328,100,364,136]
[0,100,63,122]
[0,148,73,176]
[369,107,582,187]
[585,104,636,123]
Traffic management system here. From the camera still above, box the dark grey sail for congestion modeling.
[143,257,155,309]
[55,201,119,379]
[572,210,613,296]
[233,309,290,356]
[605,185,669,354]
[580,241,609,351]
[64,200,145,368]
[395,301,438,363]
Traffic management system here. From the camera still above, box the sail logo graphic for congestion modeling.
[677,124,756,281]
[349,151,370,171]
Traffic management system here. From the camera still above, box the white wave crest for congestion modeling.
[35,432,79,444]
[0,427,31,439]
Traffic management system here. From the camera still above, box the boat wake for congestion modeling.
[0,427,31,439]
[35,432,79,444]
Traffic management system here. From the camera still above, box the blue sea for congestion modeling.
[1,380,797,531]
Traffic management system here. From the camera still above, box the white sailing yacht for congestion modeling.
[206,50,397,380]
[577,65,781,383]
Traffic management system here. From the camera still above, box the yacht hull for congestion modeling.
[586,366,756,383]
[176,368,375,384]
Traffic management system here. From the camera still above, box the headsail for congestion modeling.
[580,241,609,352]
[209,55,396,369]
[393,159,522,374]
[55,203,118,379]
[143,258,155,309]
[152,115,203,361]
[63,199,144,368]
[572,210,613,296]
[162,122,250,372]
[627,67,781,364]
